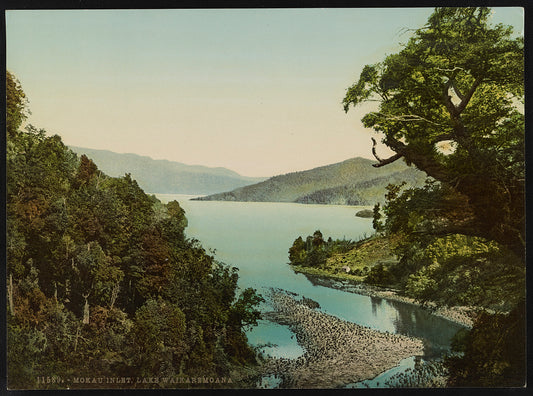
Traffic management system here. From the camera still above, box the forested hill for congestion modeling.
[70,146,266,195]
[7,71,263,388]
[194,157,426,205]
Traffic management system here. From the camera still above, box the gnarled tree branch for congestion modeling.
[371,137,404,167]
[376,112,445,126]
[374,135,451,183]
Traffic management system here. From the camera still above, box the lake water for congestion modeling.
[156,194,463,387]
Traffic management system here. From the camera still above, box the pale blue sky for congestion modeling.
[6,8,524,177]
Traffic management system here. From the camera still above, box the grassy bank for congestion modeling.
[290,234,397,283]
[289,234,476,328]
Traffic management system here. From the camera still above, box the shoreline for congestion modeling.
[259,289,425,389]
[294,268,476,328]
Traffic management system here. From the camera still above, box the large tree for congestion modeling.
[343,7,524,257]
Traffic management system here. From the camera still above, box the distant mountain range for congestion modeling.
[69,147,266,195]
[194,157,427,206]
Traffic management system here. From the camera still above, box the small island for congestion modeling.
[355,209,374,218]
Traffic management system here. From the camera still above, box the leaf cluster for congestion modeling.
[288,231,357,268]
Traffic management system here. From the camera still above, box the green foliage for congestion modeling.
[6,70,30,137]
[288,231,356,268]
[342,8,525,386]
[372,203,384,233]
[226,288,265,364]
[368,176,524,309]
[343,7,524,256]
[446,300,526,386]
[403,235,524,309]
[7,323,48,388]
[6,72,262,389]
[370,178,525,312]
[288,236,307,266]
[130,299,187,377]
[230,288,264,331]
[364,263,396,287]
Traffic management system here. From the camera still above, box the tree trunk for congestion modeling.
[82,295,90,324]
[7,274,14,316]
[74,326,80,352]
[109,282,120,311]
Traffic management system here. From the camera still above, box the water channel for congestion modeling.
[156,194,464,388]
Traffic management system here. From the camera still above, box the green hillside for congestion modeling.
[195,157,427,205]
[70,146,266,195]
[7,71,263,389]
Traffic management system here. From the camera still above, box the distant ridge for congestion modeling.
[194,157,427,205]
[69,146,266,195]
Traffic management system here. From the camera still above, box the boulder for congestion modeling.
[355,209,373,218]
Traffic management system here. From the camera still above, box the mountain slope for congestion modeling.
[195,157,427,205]
[69,146,266,195]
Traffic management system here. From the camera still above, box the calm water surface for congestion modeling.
[156,194,463,385]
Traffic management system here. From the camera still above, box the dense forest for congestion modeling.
[291,7,525,387]
[196,157,426,205]
[294,168,424,205]
[6,71,264,389]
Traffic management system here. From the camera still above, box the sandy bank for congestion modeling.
[300,274,476,328]
[352,284,474,328]
[260,289,424,388]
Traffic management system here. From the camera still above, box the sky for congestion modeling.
[6,7,524,177]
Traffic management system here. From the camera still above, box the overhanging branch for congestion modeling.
[374,135,451,183]
[376,112,444,126]
[371,137,404,167]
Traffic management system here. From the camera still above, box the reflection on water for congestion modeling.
[384,298,462,357]
[156,194,464,385]
[371,296,382,316]
[247,320,305,359]
[347,356,418,388]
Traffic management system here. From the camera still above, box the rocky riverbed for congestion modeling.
[259,289,425,388]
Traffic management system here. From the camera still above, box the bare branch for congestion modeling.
[435,66,466,73]
[381,135,452,183]
[371,137,404,167]
[372,154,404,168]
[376,112,444,126]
